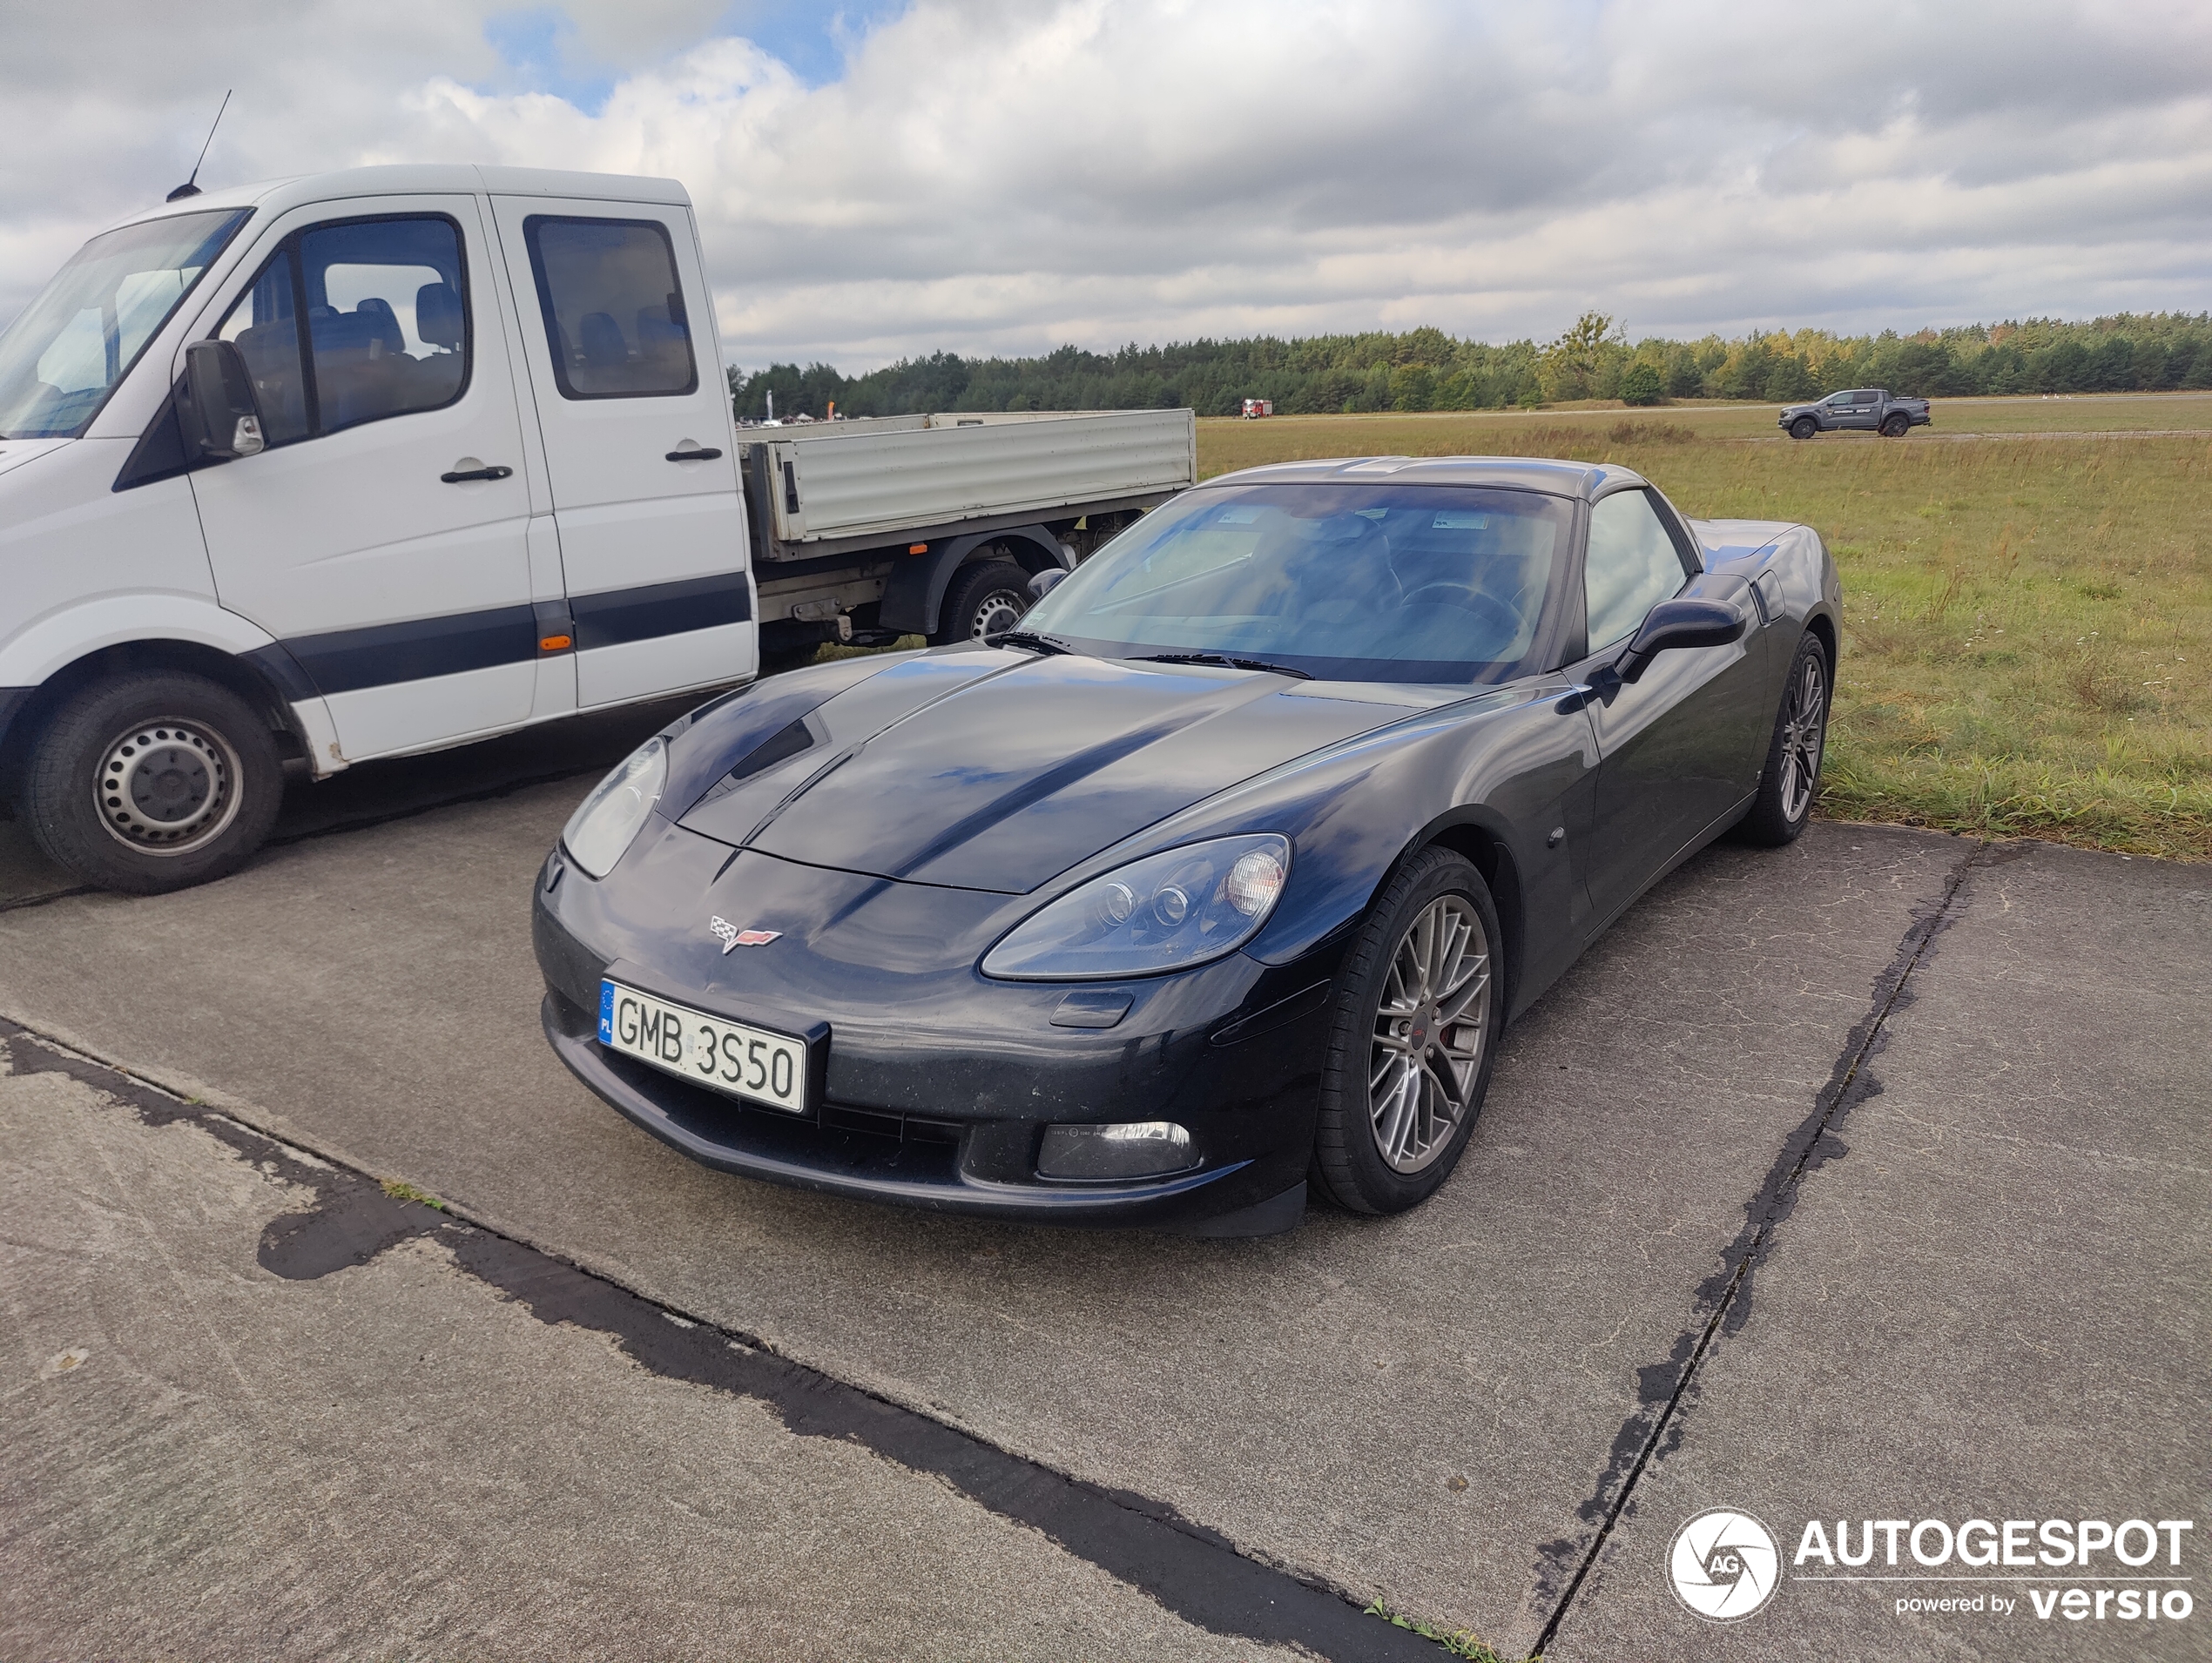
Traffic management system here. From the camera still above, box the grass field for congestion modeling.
[1197,399,2212,860]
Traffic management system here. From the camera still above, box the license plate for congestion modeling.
[599,980,808,1114]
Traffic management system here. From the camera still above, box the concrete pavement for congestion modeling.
[1,1031,1312,1662]
[1,723,2204,1660]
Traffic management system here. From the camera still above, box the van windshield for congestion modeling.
[0,208,250,440]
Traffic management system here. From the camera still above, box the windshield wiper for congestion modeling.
[993,629,1076,656]
[1133,652,1312,680]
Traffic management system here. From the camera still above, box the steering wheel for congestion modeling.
[1398,582,1522,643]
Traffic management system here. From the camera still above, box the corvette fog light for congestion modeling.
[1037,1121,1195,1181]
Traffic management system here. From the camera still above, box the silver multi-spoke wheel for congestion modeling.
[1778,652,1827,823]
[91,717,244,856]
[1369,894,1493,1174]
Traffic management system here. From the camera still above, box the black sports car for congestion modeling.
[533,457,1839,1235]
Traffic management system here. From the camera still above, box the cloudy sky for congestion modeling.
[4,1,2209,373]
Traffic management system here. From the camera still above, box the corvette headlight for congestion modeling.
[561,737,667,878]
[981,835,1290,980]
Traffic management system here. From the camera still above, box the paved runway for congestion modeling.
[2,708,2204,1660]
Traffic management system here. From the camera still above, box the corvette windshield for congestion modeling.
[1024,482,1572,683]
[0,208,249,440]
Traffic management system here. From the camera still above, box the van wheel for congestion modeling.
[22,671,284,894]
[931,558,1033,646]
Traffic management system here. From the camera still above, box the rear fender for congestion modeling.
[879,523,1074,635]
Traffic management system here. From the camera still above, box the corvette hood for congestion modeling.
[675,650,1408,893]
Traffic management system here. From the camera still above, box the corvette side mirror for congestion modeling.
[1615,599,1746,685]
[179,339,266,461]
[1028,568,1069,602]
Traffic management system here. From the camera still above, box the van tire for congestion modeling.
[22,670,284,895]
[930,558,1033,645]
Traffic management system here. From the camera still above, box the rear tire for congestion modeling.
[22,670,284,894]
[1880,413,1909,438]
[1790,417,1817,441]
[1736,632,1831,847]
[1312,849,1503,1215]
[930,558,1033,647]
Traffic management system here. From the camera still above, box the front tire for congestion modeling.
[22,670,284,894]
[930,557,1033,647]
[1312,849,1504,1215]
[1790,416,1817,441]
[1736,632,1831,847]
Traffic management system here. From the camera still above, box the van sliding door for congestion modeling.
[487,196,754,706]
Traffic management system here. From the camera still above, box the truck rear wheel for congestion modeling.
[931,558,1034,646]
[1790,416,1817,441]
[1880,413,1910,438]
[22,670,285,895]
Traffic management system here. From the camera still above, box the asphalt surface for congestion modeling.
[1,702,2204,1660]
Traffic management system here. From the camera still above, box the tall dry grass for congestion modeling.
[1196,421,2212,859]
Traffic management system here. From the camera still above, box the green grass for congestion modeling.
[381,1178,447,1211]
[1364,1598,1516,1660]
[1198,415,2212,860]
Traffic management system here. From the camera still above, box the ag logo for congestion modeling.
[1669,1507,1780,1622]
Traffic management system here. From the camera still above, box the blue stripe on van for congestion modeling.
[569,571,752,651]
[264,573,753,697]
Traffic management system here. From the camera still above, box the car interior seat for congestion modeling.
[579,312,629,378]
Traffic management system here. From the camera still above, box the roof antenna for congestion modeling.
[166,91,232,202]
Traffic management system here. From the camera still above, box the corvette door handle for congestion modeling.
[441,461,514,483]
[666,446,724,462]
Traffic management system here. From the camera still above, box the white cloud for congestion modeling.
[3,0,2209,370]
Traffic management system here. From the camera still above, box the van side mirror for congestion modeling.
[1615,598,1746,684]
[179,340,266,461]
[1028,568,1069,602]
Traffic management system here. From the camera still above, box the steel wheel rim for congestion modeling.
[1368,894,1491,1174]
[92,717,245,857]
[1778,654,1827,823]
[969,589,1027,640]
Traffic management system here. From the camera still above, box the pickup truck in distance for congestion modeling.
[0,165,1195,894]
[1778,387,1932,440]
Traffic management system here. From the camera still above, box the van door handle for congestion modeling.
[442,460,514,483]
[666,446,724,461]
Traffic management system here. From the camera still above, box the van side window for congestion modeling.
[215,250,312,446]
[298,217,469,433]
[522,216,698,400]
[1584,489,1691,652]
[213,214,468,446]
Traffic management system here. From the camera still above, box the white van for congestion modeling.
[0,165,1196,895]
[0,165,757,892]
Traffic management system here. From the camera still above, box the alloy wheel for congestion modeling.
[1368,894,1492,1174]
[1778,652,1828,822]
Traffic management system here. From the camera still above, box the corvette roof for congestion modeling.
[1199,455,1643,500]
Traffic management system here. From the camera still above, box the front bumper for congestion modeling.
[533,830,1344,1228]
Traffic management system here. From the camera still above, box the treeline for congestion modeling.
[731,312,2212,421]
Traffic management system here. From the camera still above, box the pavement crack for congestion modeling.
[1526,838,1988,1656]
[0,1013,1450,1663]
